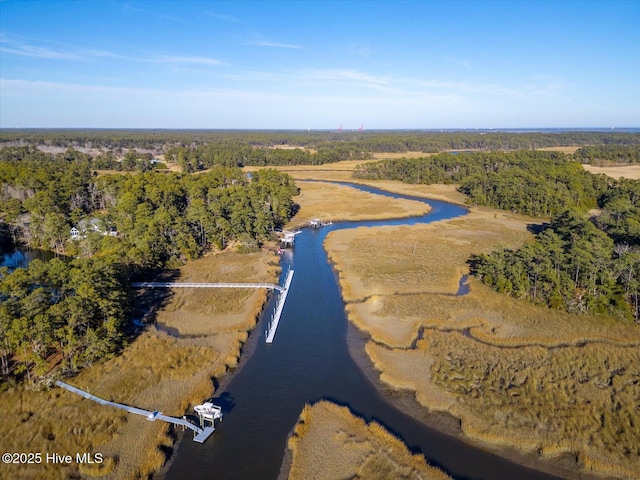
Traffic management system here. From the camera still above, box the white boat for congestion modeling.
[194,402,223,421]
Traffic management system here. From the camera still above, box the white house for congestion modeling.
[70,218,117,239]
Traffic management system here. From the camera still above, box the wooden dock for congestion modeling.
[265,269,294,343]
[131,281,284,292]
[55,381,220,443]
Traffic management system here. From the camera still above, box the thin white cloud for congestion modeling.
[250,40,303,49]
[114,1,181,22]
[412,77,564,99]
[205,11,239,23]
[445,56,471,69]
[0,78,267,99]
[3,77,573,129]
[349,44,372,58]
[0,78,151,95]
[0,45,82,60]
[0,36,222,66]
[147,55,222,66]
[298,69,390,86]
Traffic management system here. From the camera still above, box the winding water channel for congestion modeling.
[164,183,562,480]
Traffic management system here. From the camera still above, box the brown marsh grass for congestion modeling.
[246,159,470,206]
[155,250,280,336]
[0,249,279,480]
[536,146,581,154]
[366,332,640,480]
[372,151,430,159]
[582,164,640,180]
[323,202,640,479]
[349,279,640,350]
[288,181,430,229]
[287,401,451,480]
[325,208,534,304]
[245,160,371,183]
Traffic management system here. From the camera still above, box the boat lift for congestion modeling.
[307,218,333,228]
[56,381,223,443]
[278,229,301,247]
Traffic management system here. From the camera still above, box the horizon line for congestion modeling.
[1,127,639,132]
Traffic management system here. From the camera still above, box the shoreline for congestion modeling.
[316,191,634,480]
[155,292,276,479]
[344,321,608,480]
[101,249,282,479]
[284,179,432,230]
[163,178,625,480]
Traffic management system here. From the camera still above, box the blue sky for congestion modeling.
[1,0,638,129]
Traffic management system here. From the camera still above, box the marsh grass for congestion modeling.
[0,249,278,480]
[287,401,451,480]
[247,161,470,206]
[323,202,640,479]
[372,152,430,159]
[582,164,640,180]
[325,209,534,303]
[349,279,640,350]
[154,250,279,337]
[368,331,640,479]
[536,146,581,154]
[286,181,430,229]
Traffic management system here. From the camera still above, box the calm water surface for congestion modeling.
[165,183,561,480]
[1,248,55,270]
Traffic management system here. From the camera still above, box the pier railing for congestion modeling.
[132,275,295,343]
[131,282,284,292]
[55,381,218,443]
[265,269,294,343]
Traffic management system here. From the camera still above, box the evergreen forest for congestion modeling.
[354,150,640,321]
[2,129,638,156]
[1,130,639,388]
[0,145,298,388]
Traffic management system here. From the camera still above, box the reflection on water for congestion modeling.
[163,183,560,480]
[1,248,55,271]
[457,274,470,296]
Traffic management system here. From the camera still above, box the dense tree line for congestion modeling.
[0,257,129,386]
[2,129,638,155]
[0,148,298,387]
[354,150,640,320]
[471,210,640,321]
[87,167,298,264]
[0,148,297,264]
[165,142,371,171]
[354,151,609,216]
[594,178,640,245]
[574,145,640,164]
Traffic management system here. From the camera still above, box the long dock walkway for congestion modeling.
[265,269,294,343]
[132,274,295,343]
[131,282,284,292]
[55,381,218,443]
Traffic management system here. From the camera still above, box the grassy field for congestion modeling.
[246,160,469,205]
[246,161,371,183]
[286,400,450,480]
[536,146,581,154]
[0,249,279,480]
[288,180,430,229]
[367,329,640,480]
[372,151,429,159]
[323,197,640,479]
[325,208,535,306]
[582,164,640,179]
